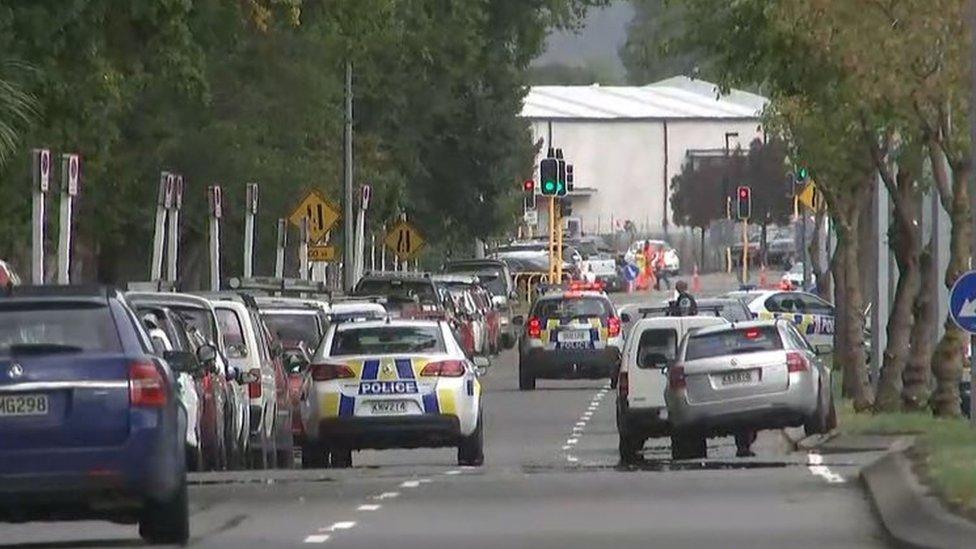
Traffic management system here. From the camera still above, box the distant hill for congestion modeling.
[532,1,633,80]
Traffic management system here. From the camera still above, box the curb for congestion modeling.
[861,447,976,549]
[781,428,839,452]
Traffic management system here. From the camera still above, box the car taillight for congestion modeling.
[527,316,542,339]
[618,370,629,397]
[787,351,809,373]
[668,365,687,390]
[608,316,621,338]
[129,361,167,407]
[420,360,465,377]
[311,363,356,381]
[248,368,262,398]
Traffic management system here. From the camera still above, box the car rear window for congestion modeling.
[636,328,678,369]
[263,312,322,349]
[330,326,445,356]
[442,264,508,295]
[356,279,439,305]
[684,326,783,361]
[534,297,611,320]
[0,304,122,357]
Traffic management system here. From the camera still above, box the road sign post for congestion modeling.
[151,172,173,281]
[299,217,310,281]
[244,183,259,278]
[57,154,80,284]
[950,269,976,421]
[31,149,51,285]
[275,219,288,278]
[208,186,223,292]
[167,175,183,282]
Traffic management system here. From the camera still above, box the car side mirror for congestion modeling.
[512,315,524,326]
[285,353,310,374]
[472,356,491,376]
[196,344,217,365]
[814,344,832,356]
[620,312,631,323]
[164,350,201,374]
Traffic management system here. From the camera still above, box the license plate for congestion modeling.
[0,394,49,417]
[558,330,590,343]
[720,370,757,386]
[369,401,409,414]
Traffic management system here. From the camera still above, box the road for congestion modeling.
[1,284,889,548]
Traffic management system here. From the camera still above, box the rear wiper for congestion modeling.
[10,343,86,355]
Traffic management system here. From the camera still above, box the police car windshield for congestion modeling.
[330,326,445,356]
[685,326,783,361]
[535,297,610,320]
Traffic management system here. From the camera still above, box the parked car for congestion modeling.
[328,299,389,324]
[0,286,190,544]
[665,320,836,460]
[441,259,518,349]
[354,272,452,321]
[616,315,727,464]
[208,295,294,468]
[128,292,248,470]
[137,306,207,471]
[723,289,835,349]
[256,296,330,352]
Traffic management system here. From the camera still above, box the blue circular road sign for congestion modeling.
[949,270,976,334]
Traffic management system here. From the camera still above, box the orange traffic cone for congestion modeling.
[759,264,768,288]
[692,264,702,293]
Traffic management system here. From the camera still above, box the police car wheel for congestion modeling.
[518,360,536,391]
[458,411,485,466]
[330,447,353,468]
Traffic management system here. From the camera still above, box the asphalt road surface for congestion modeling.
[1,285,889,548]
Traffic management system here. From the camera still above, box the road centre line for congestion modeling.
[807,452,845,483]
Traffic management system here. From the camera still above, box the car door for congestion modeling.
[793,293,836,348]
[628,322,679,411]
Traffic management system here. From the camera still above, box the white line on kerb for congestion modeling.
[358,504,382,511]
[304,534,331,543]
[807,452,845,483]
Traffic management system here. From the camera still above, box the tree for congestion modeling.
[0,60,35,167]
[620,0,702,84]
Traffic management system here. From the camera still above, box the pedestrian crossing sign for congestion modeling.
[385,221,426,261]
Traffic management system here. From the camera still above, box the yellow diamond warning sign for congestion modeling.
[384,221,425,261]
[289,190,340,242]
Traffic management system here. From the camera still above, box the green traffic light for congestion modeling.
[797,167,809,180]
[543,180,556,194]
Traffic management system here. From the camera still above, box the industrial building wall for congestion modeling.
[528,117,764,236]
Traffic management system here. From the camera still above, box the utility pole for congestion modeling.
[343,60,355,292]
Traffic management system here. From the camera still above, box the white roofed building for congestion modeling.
[520,76,767,237]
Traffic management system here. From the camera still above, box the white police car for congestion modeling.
[723,290,835,349]
[300,319,487,468]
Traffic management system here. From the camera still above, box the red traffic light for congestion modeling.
[523,179,535,193]
[738,187,749,199]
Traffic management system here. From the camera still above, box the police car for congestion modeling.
[723,290,835,349]
[300,319,488,468]
[514,283,624,391]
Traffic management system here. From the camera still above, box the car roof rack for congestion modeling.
[637,303,728,318]
[126,280,178,293]
[330,294,389,304]
[1,284,115,303]
[224,276,331,298]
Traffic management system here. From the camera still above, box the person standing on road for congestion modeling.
[669,280,698,316]
[653,248,671,291]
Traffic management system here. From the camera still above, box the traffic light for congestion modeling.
[522,179,536,209]
[736,185,751,220]
[555,148,567,196]
[540,158,558,196]
[566,164,574,193]
[559,198,573,217]
[797,167,809,182]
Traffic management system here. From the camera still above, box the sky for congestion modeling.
[532,1,634,76]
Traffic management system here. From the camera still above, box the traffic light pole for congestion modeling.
[741,219,749,284]
[556,201,564,283]
[548,196,556,283]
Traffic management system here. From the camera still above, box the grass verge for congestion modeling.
[838,401,976,519]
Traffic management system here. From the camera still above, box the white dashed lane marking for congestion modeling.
[304,534,331,543]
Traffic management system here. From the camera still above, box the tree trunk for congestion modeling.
[831,236,850,397]
[930,164,971,417]
[839,217,874,411]
[874,169,921,412]
[903,240,935,411]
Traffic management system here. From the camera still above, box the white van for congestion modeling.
[616,315,728,463]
